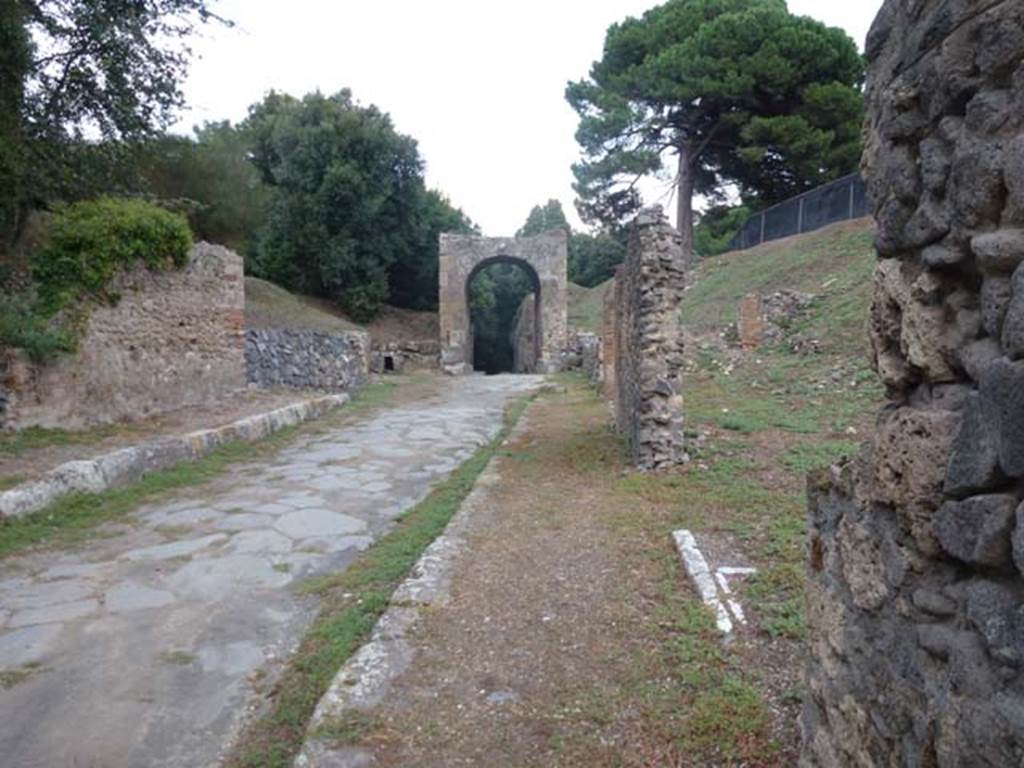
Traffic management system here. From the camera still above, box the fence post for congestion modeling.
[759,211,766,245]
[797,196,805,234]
[848,180,855,221]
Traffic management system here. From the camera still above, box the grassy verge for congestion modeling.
[225,392,535,768]
[0,423,146,458]
[0,381,399,559]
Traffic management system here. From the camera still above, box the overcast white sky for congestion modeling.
[174,1,882,236]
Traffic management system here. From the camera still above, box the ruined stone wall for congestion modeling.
[606,208,688,469]
[246,329,369,391]
[802,2,1024,765]
[1,243,246,430]
[510,293,538,374]
[369,341,439,375]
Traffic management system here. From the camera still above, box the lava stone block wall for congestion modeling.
[608,207,687,469]
[802,1,1024,765]
[246,329,369,391]
[1,243,246,430]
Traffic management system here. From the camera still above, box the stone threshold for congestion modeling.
[0,394,350,520]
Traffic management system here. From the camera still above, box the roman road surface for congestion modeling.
[0,374,543,768]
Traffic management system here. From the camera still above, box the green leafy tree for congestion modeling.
[517,199,571,237]
[389,189,477,311]
[569,232,625,287]
[1,0,227,249]
[246,90,426,321]
[516,198,625,287]
[694,203,752,256]
[130,121,270,251]
[566,0,863,252]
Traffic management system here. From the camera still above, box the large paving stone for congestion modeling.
[166,555,292,600]
[121,534,228,562]
[0,625,64,667]
[105,583,176,613]
[9,599,100,628]
[273,509,368,540]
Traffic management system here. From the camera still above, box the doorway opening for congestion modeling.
[466,258,541,374]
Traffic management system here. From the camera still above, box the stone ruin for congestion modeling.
[438,231,568,375]
[600,207,688,469]
[802,1,1024,764]
[0,243,247,430]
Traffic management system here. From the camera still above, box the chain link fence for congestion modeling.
[726,173,868,252]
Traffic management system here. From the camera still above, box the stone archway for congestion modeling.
[438,231,567,374]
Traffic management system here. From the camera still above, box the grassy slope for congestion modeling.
[245,277,365,334]
[568,280,612,333]
[681,218,876,353]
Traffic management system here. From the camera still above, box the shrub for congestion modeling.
[0,198,192,363]
[0,291,76,362]
[32,197,193,315]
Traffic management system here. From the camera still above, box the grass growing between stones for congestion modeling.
[224,392,535,768]
[0,381,401,560]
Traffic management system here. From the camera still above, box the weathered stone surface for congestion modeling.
[1013,501,1024,577]
[803,1,1024,764]
[246,329,369,391]
[945,392,1006,498]
[959,337,1003,382]
[1003,263,1024,359]
[0,243,246,430]
[870,406,957,510]
[439,232,567,374]
[981,276,1013,341]
[600,207,688,469]
[967,580,1024,667]
[973,230,1024,275]
[934,495,1017,568]
[981,357,1024,477]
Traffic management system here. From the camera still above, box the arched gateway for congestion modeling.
[438,231,568,375]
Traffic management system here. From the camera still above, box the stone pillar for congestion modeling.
[612,207,688,469]
[738,293,764,351]
[802,2,1024,765]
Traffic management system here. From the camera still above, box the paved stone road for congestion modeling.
[0,374,542,768]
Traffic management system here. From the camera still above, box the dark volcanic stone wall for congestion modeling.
[802,1,1024,765]
[246,329,369,392]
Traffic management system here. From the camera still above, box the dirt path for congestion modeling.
[0,374,542,768]
[317,378,802,767]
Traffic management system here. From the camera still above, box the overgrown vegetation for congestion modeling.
[0,198,192,361]
[225,393,534,768]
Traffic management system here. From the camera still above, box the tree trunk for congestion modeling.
[676,146,695,255]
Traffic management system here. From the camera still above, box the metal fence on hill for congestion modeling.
[726,173,869,252]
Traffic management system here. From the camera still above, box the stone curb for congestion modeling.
[292,404,528,768]
[0,393,350,520]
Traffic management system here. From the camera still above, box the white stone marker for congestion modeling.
[672,529,756,637]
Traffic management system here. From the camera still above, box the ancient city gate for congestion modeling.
[438,231,568,374]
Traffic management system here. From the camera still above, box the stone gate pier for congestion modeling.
[802,1,1024,765]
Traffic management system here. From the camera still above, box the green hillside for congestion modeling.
[681,218,876,357]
